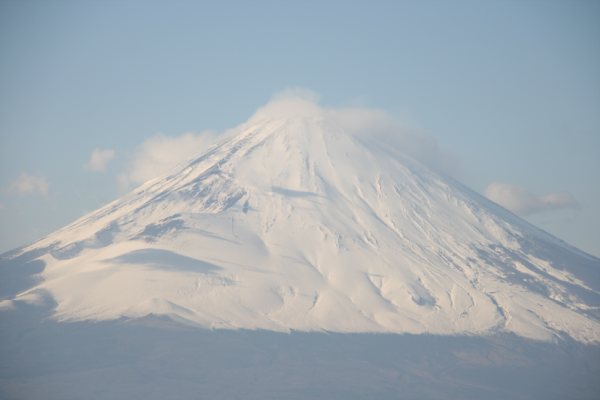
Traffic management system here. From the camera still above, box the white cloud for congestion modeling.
[327,107,460,176]
[249,90,460,176]
[118,131,218,190]
[85,148,116,172]
[250,89,322,121]
[9,172,49,196]
[118,90,459,191]
[484,182,578,216]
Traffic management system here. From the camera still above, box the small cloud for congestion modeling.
[8,172,49,196]
[484,182,578,216]
[250,89,322,122]
[85,148,116,172]
[119,131,218,190]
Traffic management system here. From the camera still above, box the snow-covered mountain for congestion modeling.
[2,97,599,343]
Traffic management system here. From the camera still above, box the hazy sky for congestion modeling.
[1,0,599,256]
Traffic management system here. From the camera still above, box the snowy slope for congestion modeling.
[2,97,599,343]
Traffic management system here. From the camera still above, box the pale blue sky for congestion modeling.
[1,0,599,256]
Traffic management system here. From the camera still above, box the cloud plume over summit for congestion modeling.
[118,92,460,189]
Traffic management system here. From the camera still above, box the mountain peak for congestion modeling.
[3,98,599,344]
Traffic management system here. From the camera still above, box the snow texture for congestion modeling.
[1,97,599,345]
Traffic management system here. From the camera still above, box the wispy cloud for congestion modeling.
[250,90,460,176]
[118,131,218,190]
[8,172,49,196]
[85,148,116,172]
[327,107,459,176]
[484,182,578,216]
[117,90,459,191]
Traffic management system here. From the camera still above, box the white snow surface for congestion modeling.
[7,98,600,343]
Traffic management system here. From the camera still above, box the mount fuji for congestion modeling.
[2,96,598,345]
